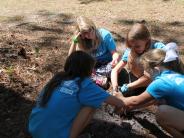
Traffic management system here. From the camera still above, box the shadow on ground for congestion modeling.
[114,18,184,45]
[0,84,33,138]
[133,116,171,138]
[0,10,183,138]
[78,0,106,4]
[81,119,144,138]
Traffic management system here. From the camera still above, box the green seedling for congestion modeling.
[34,47,40,58]
[6,66,14,76]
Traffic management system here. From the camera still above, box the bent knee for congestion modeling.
[156,105,170,123]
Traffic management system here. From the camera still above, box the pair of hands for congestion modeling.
[110,84,129,115]
[112,84,129,95]
[112,91,128,116]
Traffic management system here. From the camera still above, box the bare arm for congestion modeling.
[68,32,81,56]
[68,42,77,56]
[122,91,155,111]
[104,95,126,114]
[111,60,127,91]
[127,74,152,90]
[70,107,95,138]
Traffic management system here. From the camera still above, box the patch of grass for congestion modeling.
[34,47,40,58]
[0,15,24,23]
[5,66,14,76]
[177,0,184,3]
[0,16,8,22]
[6,15,24,22]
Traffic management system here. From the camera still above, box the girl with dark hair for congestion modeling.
[28,51,125,138]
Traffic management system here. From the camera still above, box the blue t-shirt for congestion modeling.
[29,78,110,138]
[146,70,184,111]
[90,28,116,63]
[121,41,165,61]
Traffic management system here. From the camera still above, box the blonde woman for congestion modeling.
[116,48,184,138]
[69,16,120,89]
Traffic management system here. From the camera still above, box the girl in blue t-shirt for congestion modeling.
[116,48,184,138]
[111,23,165,96]
[68,16,120,90]
[28,51,125,138]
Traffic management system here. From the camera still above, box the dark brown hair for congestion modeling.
[40,51,96,107]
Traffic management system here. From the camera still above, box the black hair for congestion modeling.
[40,51,96,107]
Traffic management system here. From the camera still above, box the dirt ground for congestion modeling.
[0,0,184,138]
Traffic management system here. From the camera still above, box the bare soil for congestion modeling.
[0,0,184,138]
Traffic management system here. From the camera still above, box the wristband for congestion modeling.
[72,36,78,44]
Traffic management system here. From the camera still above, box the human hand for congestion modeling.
[110,86,120,96]
[120,84,129,93]
[115,106,127,115]
[113,96,126,115]
[111,52,120,68]
[111,59,119,68]
[110,90,120,96]
[74,31,81,36]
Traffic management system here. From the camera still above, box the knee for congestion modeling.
[156,105,169,124]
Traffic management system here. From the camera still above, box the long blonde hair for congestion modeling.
[76,16,96,33]
[140,49,184,74]
[140,49,165,71]
[75,16,101,52]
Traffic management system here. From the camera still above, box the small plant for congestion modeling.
[5,66,14,76]
[9,15,24,22]
[34,47,40,58]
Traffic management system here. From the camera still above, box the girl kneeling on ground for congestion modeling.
[111,23,166,96]
[28,51,125,138]
[69,16,120,90]
[116,48,184,138]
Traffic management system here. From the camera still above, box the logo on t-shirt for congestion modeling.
[58,80,79,95]
[166,74,184,85]
[175,78,184,85]
[59,87,74,95]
